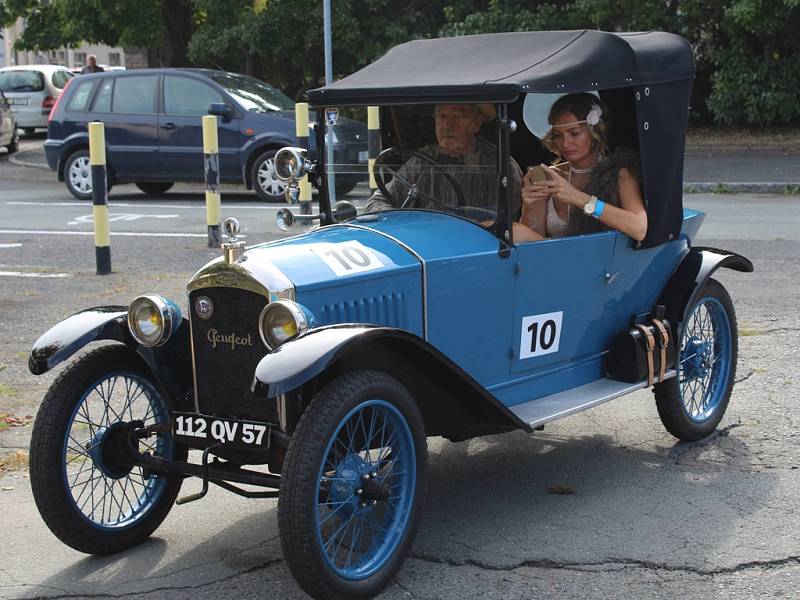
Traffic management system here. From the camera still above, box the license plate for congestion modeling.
[358,150,369,162]
[172,412,271,448]
[8,98,28,106]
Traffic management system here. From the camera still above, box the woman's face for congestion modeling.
[550,111,594,163]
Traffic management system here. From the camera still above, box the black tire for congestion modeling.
[251,148,287,202]
[63,148,113,200]
[654,278,738,441]
[279,370,427,600]
[135,181,175,195]
[29,345,184,555]
[22,127,36,136]
[6,130,19,154]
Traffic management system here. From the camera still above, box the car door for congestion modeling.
[89,74,159,180]
[159,75,240,181]
[501,232,617,406]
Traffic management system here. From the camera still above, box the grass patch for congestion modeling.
[753,367,767,374]
[711,183,734,194]
[0,413,32,430]
[784,184,800,195]
[0,383,20,398]
[739,328,762,337]
[0,451,29,473]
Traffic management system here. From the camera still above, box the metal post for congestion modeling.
[323,0,336,202]
[88,122,111,275]
[295,102,312,215]
[368,106,380,191]
[203,115,221,247]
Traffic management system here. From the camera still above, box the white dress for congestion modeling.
[546,197,569,237]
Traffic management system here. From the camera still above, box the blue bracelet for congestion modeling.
[593,199,605,219]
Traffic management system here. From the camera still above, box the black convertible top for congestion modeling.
[308,30,694,106]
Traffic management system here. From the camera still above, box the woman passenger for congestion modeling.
[514,93,647,243]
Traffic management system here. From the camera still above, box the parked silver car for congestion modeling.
[0,65,73,134]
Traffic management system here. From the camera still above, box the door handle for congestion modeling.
[604,271,620,284]
[161,122,177,130]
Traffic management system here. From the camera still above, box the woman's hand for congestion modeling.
[521,169,551,208]
[538,165,589,208]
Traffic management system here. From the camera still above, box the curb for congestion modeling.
[683,182,800,194]
[8,150,49,171]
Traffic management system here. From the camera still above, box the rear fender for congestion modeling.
[29,306,193,406]
[658,246,753,331]
[253,325,529,440]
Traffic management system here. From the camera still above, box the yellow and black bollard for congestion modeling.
[368,106,380,192]
[295,102,313,215]
[89,122,111,275]
[202,115,222,247]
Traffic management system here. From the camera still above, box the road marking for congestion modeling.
[6,201,308,211]
[0,270,72,278]
[67,213,180,225]
[0,243,22,248]
[0,229,208,238]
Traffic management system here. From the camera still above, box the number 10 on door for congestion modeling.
[519,311,563,359]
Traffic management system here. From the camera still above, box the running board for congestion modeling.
[510,371,675,429]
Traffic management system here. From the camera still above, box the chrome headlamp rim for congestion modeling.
[274,146,308,182]
[127,294,176,348]
[259,300,308,350]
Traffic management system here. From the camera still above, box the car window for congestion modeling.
[92,79,113,112]
[164,76,225,116]
[0,70,45,93]
[207,72,294,112]
[52,70,72,89]
[112,76,157,114]
[66,79,96,112]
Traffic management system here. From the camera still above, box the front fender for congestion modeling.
[29,306,193,406]
[253,325,528,440]
[658,246,753,327]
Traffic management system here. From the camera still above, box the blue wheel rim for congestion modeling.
[314,399,416,581]
[679,297,732,423]
[62,371,174,530]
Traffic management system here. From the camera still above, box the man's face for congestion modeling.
[434,104,480,157]
[88,56,97,67]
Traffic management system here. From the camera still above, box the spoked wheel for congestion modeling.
[279,370,426,599]
[29,345,183,554]
[655,278,738,441]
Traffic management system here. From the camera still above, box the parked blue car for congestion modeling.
[44,68,367,201]
[28,31,751,600]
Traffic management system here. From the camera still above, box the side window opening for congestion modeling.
[66,80,96,112]
[92,79,113,113]
[111,76,157,114]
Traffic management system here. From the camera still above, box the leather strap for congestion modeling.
[635,324,655,387]
[652,319,670,382]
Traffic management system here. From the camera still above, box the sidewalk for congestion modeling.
[9,140,800,194]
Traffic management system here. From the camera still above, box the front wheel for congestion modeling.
[29,345,183,554]
[251,149,287,202]
[64,149,113,200]
[654,278,738,441]
[279,370,426,600]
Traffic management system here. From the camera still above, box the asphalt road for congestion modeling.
[1,143,799,599]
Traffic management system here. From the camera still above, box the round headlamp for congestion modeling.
[274,147,307,182]
[127,294,181,347]
[259,300,308,350]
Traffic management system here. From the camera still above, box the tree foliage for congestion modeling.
[3,0,800,124]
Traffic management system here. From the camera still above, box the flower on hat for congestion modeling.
[586,104,602,126]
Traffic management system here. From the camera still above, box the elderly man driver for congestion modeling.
[365,103,522,220]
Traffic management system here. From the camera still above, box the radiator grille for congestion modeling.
[189,287,274,421]
[318,292,405,328]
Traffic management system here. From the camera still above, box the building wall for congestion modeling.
[1,19,126,69]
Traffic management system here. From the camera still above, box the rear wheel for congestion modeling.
[6,130,19,153]
[279,370,426,599]
[654,278,737,441]
[22,127,36,136]
[251,149,287,202]
[135,182,174,195]
[64,149,113,200]
[29,345,183,554]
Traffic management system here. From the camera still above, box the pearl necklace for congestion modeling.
[569,164,594,175]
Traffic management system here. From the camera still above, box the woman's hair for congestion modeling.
[541,93,610,158]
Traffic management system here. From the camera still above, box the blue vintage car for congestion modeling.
[27,31,751,600]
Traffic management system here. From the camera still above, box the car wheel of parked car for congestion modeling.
[654,278,737,441]
[5,130,18,153]
[251,149,287,202]
[29,345,184,555]
[64,149,113,200]
[279,370,426,600]
[135,182,175,195]
[22,127,36,136]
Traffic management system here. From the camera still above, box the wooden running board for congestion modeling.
[510,371,676,429]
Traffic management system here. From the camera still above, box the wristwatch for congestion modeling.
[583,195,598,216]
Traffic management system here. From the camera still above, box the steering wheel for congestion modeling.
[373,146,469,212]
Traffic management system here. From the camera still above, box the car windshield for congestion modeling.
[0,70,46,93]
[208,72,294,112]
[326,103,504,224]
